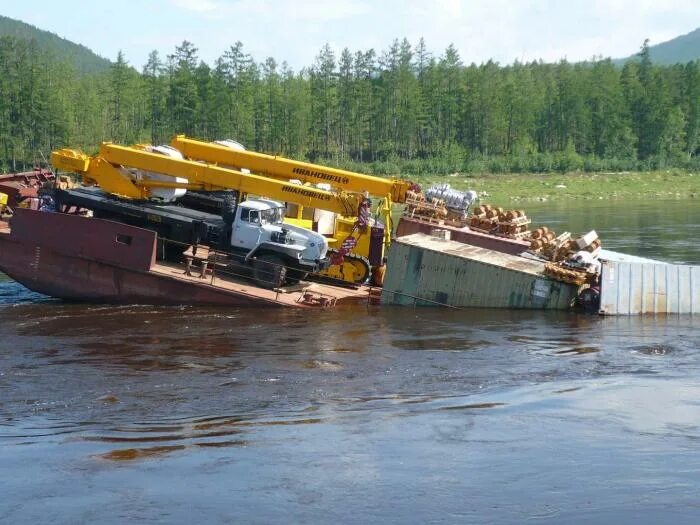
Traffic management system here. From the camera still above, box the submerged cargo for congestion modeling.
[381,233,580,309]
[600,260,698,315]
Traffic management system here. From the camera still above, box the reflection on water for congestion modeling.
[523,198,700,264]
[0,200,699,523]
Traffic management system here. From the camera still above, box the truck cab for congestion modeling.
[230,198,329,287]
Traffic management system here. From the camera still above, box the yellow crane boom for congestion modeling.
[51,143,363,216]
[170,135,415,203]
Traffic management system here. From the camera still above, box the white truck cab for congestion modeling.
[230,198,329,286]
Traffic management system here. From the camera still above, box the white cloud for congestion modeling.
[140,0,700,69]
[219,0,370,22]
[171,0,218,13]
[112,1,700,68]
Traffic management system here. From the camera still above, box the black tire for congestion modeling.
[253,254,287,289]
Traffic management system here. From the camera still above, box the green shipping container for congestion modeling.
[381,233,579,310]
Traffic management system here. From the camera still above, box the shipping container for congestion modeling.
[599,261,699,315]
[381,233,579,309]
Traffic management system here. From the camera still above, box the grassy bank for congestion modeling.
[408,170,699,207]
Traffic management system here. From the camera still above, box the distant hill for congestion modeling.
[0,15,111,74]
[615,27,700,65]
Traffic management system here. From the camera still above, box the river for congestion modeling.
[1,199,698,524]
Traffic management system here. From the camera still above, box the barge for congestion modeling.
[0,209,370,308]
[387,223,698,315]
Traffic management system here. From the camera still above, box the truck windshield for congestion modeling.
[260,207,285,224]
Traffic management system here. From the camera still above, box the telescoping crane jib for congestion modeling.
[50,143,364,217]
[170,135,416,204]
[51,140,403,285]
[50,143,342,288]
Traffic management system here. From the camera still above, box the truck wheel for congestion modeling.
[253,254,287,289]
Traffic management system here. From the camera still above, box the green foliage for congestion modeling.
[0,15,111,74]
[1,31,700,176]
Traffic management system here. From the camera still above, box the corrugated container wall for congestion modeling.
[381,233,579,309]
[600,261,699,315]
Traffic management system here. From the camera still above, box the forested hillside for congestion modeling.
[1,36,699,175]
[0,16,111,74]
[616,29,700,65]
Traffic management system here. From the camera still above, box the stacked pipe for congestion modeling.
[495,209,531,238]
[529,226,556,253]
[530,228,575,262]
[544,262,590,286]
[469,205,531,238]
[404,189,448,220]
[469,204,501,233]
[537,229,603,286]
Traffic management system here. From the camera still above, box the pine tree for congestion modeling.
[143,50,167,143]
[167,40,200,135]
[309,44,337,159]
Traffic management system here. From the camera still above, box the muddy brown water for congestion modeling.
[1,199,699,524]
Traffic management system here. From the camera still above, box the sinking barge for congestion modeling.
[0,209,371,308]
[385,223,699,315]
[382,233,580,310]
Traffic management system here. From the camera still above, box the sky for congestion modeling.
[2,0,700,70]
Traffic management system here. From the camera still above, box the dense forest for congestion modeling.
[0,15,111,74]
[1,35,699,175]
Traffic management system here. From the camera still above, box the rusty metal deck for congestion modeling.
[150,262,371,307]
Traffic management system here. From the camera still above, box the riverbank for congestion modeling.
[409,170,698,207]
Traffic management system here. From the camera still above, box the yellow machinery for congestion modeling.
[171,135,413,203]
[170,136,417,283]
[51,143,380,283]
[0,192,8,216]
[51,144,363,214]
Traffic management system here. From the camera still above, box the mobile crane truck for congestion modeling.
[49,144,354,288]
[170,135,419,284]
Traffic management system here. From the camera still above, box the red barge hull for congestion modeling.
[0,209,368,308]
